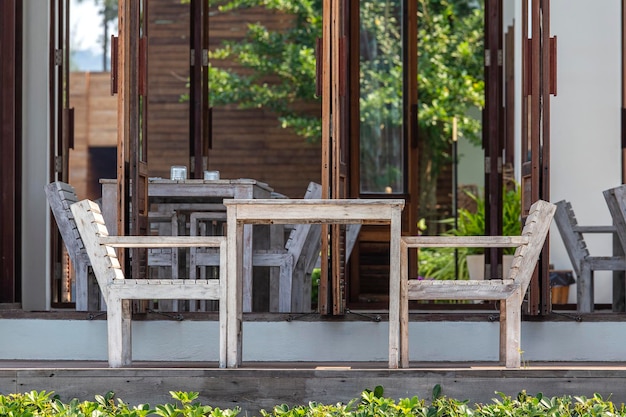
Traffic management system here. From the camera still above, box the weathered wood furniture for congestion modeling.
[45,181,100,311]
[224,198,404,368]
[189,181,361,313]
[189,182,316,312]
[190,210,293,312]
[46,181,185,312]
[554,199,626,313]
[101,178,273,312]
[398,200,555,368]
[71,199,229,368]
[602,185,626,311]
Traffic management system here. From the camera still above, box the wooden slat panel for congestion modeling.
[145,0,321,198]
[69,0,321,202]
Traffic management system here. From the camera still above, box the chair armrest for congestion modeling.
[401,235,529,249]
[99,236,224,248]
[572,225,616,234]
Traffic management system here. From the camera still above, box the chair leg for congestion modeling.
[398,274,409,368]
[396,240,409,369]
[269,255,293,313]
[107,297,132,367]
[577,263,593,313]
[500,288,521,368]
[74,261,88,311]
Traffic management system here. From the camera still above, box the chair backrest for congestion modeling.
[603,185,626,255]
[507,199,556,295]
[44,181,90,268]
[71,199,124,299]
[285,182,323,270]
[553,200,588,277]
[285,181,361,274]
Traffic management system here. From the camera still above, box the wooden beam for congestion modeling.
[483,0,504,280]
[0,0,20,303]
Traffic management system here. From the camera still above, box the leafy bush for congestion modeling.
[2,386,625,417]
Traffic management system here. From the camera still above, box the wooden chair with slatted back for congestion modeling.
[71,199,228,368]
[398,199,556,368]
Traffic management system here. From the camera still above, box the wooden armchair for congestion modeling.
[71,199,229,368]
[45,181,101,311]
[554,199,626,312]
[397,200,555,368]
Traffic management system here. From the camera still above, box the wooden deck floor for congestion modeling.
[2,361,626,414]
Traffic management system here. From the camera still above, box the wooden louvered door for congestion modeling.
[50,0,74,306]
[320,0,418,312]
[116,0,149,282]
[521,0,555,315]
[0,0,21,304]
[320,0,351,315]
[189,0,211,178]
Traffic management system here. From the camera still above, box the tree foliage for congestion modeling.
[206,0,322,141]
[417,0,484,216]
[417,0,484,164]
[200,0,484,202]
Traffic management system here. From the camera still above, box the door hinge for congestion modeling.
[54,156,63,173]
[190,49,208,66]
[485,49,502,67]
[54,49,63,66]
[484,156,503,174]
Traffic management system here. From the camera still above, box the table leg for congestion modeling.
[226,205,243,367]
[388,208,401,369]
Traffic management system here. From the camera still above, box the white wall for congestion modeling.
[548,0,622,304]
[22,0,51,311]
[2,319,626,362]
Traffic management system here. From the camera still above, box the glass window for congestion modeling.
[359,0,404,194]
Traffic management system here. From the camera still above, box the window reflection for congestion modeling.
[359,0,404,194]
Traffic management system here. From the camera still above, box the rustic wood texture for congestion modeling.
[101,178,277,313]
[603,185,626,311]
[224,198,404,368]
[398,200,556,369]
[71,199,228,368]
[554,199,626,313]
[45,182,101,311]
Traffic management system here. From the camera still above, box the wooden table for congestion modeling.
[223,198,405,368]
[100,178,275,312]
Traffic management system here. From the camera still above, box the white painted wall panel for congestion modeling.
[549,0,621,304]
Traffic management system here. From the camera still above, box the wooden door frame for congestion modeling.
[189,0,210,178]
[521,0,552,315]
[483,0,504,280]
[0,0,22,304]
[321,0,418,311]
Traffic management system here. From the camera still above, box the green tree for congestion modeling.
[417,0,484,219]
[206,0,321,141]
[203,0,483,207]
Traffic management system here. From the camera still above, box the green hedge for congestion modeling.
[1,386,624,417]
